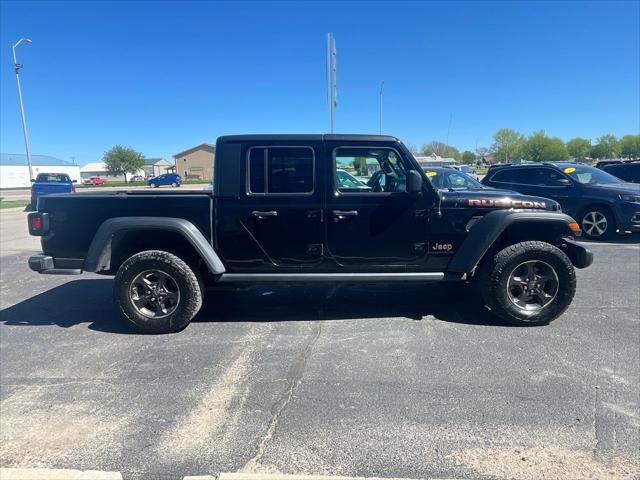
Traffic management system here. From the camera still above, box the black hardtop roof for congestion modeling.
[217,134,400,143]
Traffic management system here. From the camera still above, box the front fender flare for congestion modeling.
[83,217,226,274]
[446,209,577,274]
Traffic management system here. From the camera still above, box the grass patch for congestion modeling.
[0,200,30,210]
[475,167,488,175]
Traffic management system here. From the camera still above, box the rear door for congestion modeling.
[216,141,324,272]
[324,142,432,270]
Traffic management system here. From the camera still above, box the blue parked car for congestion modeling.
[31,173,75,208]
[148,173,182,188]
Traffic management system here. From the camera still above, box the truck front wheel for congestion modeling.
[113,250,203,333]
[478,241,576,326]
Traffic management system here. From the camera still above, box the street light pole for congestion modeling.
[379,81,384,135]
[12,38,34,182]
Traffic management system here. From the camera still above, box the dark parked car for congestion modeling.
[423,166,492,191]
[482,162,640,239]
[30,173,75,208]
[148,173,182,187]
[27,134,592,333]
[596,161,640,184]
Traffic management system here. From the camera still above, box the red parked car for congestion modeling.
[83,176,107,186]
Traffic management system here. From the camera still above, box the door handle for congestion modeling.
[332,210,358,221]
[252,210,278,219]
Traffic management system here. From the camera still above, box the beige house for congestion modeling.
[172,143,215,180]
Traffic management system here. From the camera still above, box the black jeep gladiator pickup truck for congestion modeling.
[28,134,593,333]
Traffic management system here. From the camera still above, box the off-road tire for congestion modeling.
[113,250,203,333]
[478,241,576,326]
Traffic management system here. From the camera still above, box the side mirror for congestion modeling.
[30,178,35,183]
[556,178,572,187]
[406,170,423,195]
[72,179,77,183]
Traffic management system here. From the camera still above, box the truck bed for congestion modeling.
[37,191,213,261]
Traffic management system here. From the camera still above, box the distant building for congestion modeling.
[80,162,144,182]
[143,158,174,178]
[0,153,80,188]
[173,143,215,180]
[414,154,457,167]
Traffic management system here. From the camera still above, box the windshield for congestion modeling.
[563,165,622,185]
[336,170,369,189]
[423,168,484,190]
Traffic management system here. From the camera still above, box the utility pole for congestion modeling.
[326,33,337,133]
[445,113,453,156]
[379,81,384,135]
[12,38,34,182]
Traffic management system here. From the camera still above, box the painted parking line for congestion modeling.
[0,469,122,480]
[0,471,459,480]
[218,474,457,480]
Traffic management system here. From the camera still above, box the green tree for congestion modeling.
[461,151,476,164]
[103,145,145,182]
[352,157,368,176]
[522,131,569,162]
[590,134,620,159]
[490,128,525,162]
[540,138,569,161]
[566,138,591,162]
[522,130,549,162]
[619,134,640,159]
[444,146,461,160]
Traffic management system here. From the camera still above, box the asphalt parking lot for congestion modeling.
[0,207,638,480]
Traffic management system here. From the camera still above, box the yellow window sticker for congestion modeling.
[564,167,576,173]
[425,171,437,177]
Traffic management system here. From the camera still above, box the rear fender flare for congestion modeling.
[83,217,225,274]
[446,209,576,274]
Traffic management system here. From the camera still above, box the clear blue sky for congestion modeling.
[1,0,638,165]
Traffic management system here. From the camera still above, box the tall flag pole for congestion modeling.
[327,33,337,133]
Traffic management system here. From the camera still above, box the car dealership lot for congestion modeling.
[0,208,638,480]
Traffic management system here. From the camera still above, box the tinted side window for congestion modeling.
[607,164,640,183]
[248,148,266,193]
[528,168,569,186]
[247,147,314,194]
[268,148,313,194]
[490,169,518,183]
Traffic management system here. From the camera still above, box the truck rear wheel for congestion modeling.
[113,250,203,333]
[478,241,576,326]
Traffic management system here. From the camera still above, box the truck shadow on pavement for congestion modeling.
[0,279,510,334]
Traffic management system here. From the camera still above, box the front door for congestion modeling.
[216,143,324,272]
[324,143,431,270]
[511,167,578,216]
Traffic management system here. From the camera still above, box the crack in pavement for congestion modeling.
[242,322,323,472]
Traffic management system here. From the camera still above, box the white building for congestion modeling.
[0,153,81,188]
[80,162,144,182]
[414,154,457,166]
[143,158,174,178]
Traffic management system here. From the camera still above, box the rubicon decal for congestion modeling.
[468,198,547,209]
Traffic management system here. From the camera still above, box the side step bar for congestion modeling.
[218,272,461,283]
